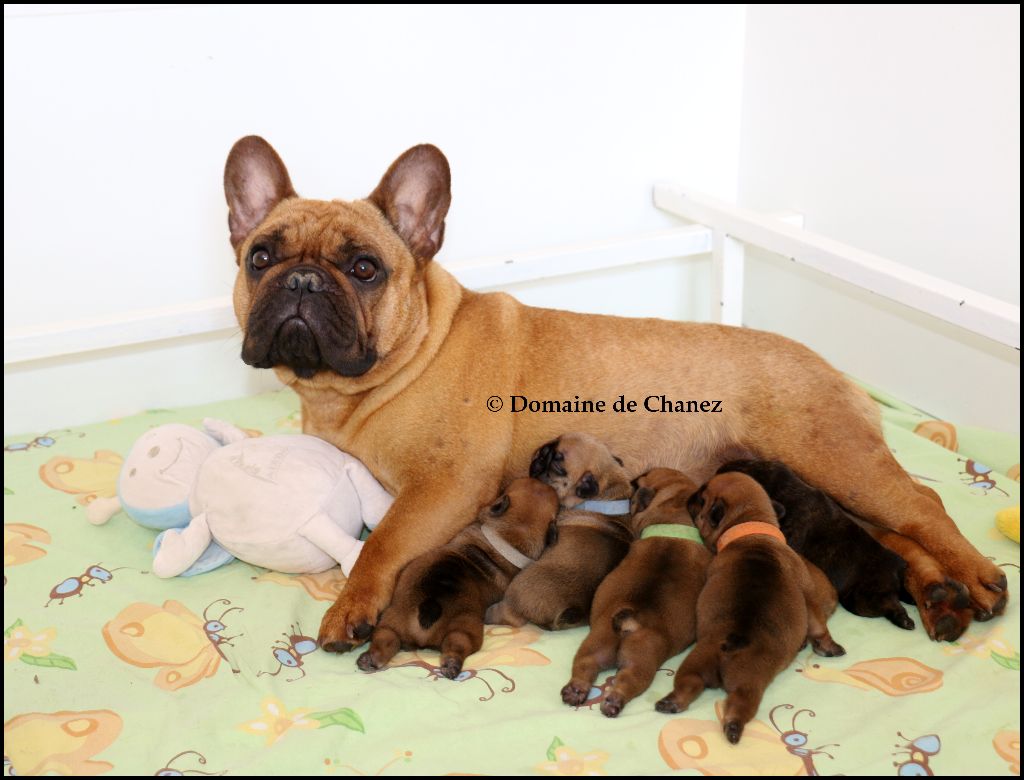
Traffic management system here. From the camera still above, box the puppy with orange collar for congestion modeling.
[561,467,710,718]
[655,472,844,743]
[356,478,557,678]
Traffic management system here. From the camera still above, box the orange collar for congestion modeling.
[716,521,786,553]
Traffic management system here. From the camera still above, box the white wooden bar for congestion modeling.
[655,182,1020,349]
[3,225,712,366]
[712,230,745,326]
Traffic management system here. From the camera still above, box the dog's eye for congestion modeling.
[249,248,272,270]
[350,255,379,283]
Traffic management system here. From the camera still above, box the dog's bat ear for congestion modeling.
[575,472,599,499]
[631,486,655,515]
[771,499,786,520]
[224,136,297,249]
[369,144,451,264]
[489,494,510,517]
[709,498,726,528]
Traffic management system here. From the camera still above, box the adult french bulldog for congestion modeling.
[222,136,1007,648]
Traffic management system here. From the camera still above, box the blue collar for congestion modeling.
[576,499,631,515]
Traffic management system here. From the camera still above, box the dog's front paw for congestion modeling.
[355,651,380,672]
[917,577,974,642]
[811,635,846,658]
[943,551,1009,619]
[318,586,382,653]
[654,695,682,714]
[560,682,589,707]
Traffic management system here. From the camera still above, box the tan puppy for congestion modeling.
[486,434,633,629]
[561,468,711,718]
[356,478,557,678]
[221,136,1007,650]
[655,473,843,744]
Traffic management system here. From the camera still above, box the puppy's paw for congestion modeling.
[600,693,624,719]
[355,651,380,672]
[723,719,744,744]
[655,695,682,714]
[561,682,590,707]
[811,635,846,658]
[318,586,382,652]
[919,578,974,642]
[439,656,463,680]
[885,605,915,631]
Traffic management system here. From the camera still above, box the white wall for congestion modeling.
[3,4,746,434]
[739,4,1020,434]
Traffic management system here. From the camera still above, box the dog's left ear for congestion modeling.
[224,136,297,249]
[771,500,786,520]
[575,472,599,499]
[709,498,726,528]
[369,144,451,264]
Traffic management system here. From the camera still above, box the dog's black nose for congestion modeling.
[285,269,325,293]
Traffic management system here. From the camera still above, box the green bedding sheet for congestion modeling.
[3,388,1020,776]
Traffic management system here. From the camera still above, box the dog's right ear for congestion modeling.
[631,486,655,516]
[224,136,296,249]
[489,494,510,516]
[369,144,451,264]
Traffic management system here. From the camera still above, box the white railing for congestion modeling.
[5,185,1018,365]
[654,183,1020,349]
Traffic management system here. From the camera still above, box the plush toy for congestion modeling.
[86,418,393,577]
[996,505,1020,544]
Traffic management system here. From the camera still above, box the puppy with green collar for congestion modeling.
[485,433,633,630]
[561,467,710,717]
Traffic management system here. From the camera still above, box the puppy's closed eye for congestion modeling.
[771,499,786,520]
[489,495,510,516]
[687,488,706,519]
[575,472,599,499]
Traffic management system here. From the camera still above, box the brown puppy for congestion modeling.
[561,468,711,718]
[655,473,844,744]
[221,137,1007,650]
[356,478,558,678]
[486,434,633,629]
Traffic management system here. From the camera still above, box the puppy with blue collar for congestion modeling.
[485,433,633,630]
[561,467,711,718]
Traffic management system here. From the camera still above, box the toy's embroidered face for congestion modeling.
[119,426,220,510]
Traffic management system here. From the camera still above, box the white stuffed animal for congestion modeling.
[86,418,392,578]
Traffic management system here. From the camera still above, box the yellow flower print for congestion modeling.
[239,697,319,746]
[5,625,55,661]
[536,740,609,776]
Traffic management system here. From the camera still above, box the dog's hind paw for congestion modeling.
[560,682,589,707]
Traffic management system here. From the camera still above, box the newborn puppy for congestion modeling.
[717,459,913,630]
[561,468,711,718]
[356,478,558,678]
[486,433,633,629]
[656,472,844,744]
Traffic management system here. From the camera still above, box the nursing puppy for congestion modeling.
[485,434,632,629]
[561,468,711,718]
[356,478,557,678]
[717,459,915,630]
[656,473,844,744]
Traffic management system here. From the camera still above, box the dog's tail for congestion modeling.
[418,598,443,630]
[611,607,640,635]
[720,632,749,652]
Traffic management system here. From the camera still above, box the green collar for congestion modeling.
[640,523,703,543]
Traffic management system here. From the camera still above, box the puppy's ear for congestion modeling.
[575,472,599,499]
[489,494,510,517]
[709,498,726,528]
[224,136,296,249]
[545,521,559,548]
[771,500,786,520]
[686,487,705,520]
[631,486,655,515]
[369,144,451,264]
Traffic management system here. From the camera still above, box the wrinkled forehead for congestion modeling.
[241,199,405,262]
